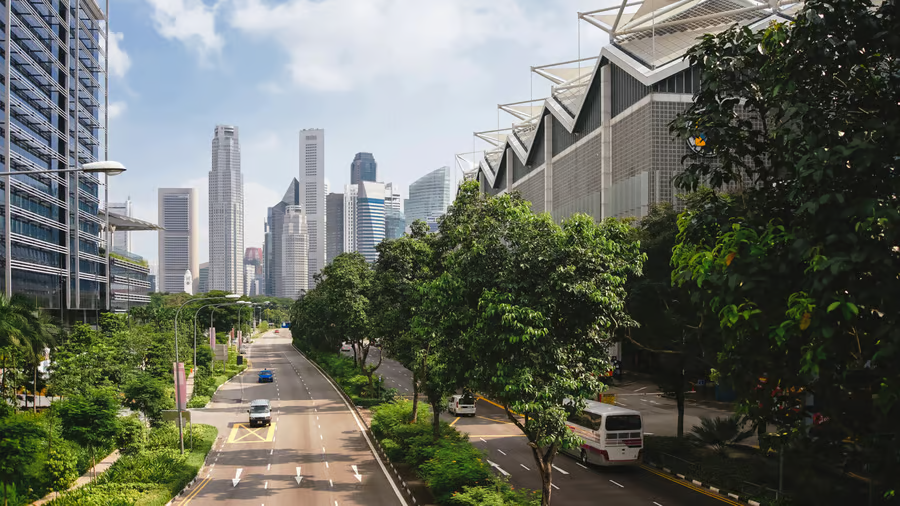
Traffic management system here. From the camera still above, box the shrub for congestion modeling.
[447,482,541,506]
[420,441,493,502]
[116,414,147,455]
[686,415,753,455]
[187,395,210,408]
[382,439,403,461]
[44,444,79,493]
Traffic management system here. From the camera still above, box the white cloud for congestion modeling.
[108,31,132,78]
[108,101,128,119]
[228,0,539,91]
[145,0,224,59]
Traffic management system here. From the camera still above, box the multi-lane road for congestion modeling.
[181,330,405,506]
[367,347,743,506]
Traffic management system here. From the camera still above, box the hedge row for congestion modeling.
[46,423,217,506]
[188,346,247,408]
[302,348,395,407]
[371,399,538,506]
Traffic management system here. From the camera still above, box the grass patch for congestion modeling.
[46,423,217,506]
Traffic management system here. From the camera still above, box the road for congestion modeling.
[366,347,742,506]
[179,330,405,506]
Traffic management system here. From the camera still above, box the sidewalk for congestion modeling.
[32,450,121,505]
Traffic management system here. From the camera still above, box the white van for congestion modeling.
[448,393,476,416]
[560,400,643,466]
[248,399,272,427]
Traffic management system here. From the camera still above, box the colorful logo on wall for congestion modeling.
[687,132,715,157]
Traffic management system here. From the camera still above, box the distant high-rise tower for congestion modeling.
[265,179,300,297]
[282,205,309,298]
[350,152,377,185]
[300,129,325,289]
[243,247,263,295]
[108,199,133,253]
[343,185,359,254]
[357,182,386,263]
[198,263,210,293]
[384,183,404,240]
[405,166,453,230]
[326,193,345,264]
[209,125,245,294]
[158,188,200,293]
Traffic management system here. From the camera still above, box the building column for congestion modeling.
[600,64,612,220]
[505,148,513,193]
[544,115,554,217]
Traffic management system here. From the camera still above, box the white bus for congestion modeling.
[561,400,644,466]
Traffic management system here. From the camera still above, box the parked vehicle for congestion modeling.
[248,399,272,427]
[560,400,643,466]
[340,343,352,352]
[258,369,274,383]
[448,393,477,416]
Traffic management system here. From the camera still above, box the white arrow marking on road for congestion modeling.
[294,467,303,485]
[352,464,362,482]
[487,460,510,477]
[552,464,569,475]
[232,468,242,487]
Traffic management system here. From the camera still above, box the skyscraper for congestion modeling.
[198,262,210,293]
[108,199,133,253]
[265,179,300,297]
[326,193,345,264]
[405,166,453,230]
[209,125,244,293]
[343,184,359,254]
[243,247,263,295]
[357,182,386,263]
[282,205,309,298]
[350,152,377,185]
[300,129,325,289]
[158,188,200,294]
[384,183,405,240]
[2,1,107,319]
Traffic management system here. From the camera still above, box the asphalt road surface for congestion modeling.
[180,330,406,506]
[365,347,742,506]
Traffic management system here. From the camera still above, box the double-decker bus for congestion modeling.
[561,400,644,466]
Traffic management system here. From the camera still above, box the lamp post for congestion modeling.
[1,162,126,299]
[196,301,247,365]
[173,293,240,454]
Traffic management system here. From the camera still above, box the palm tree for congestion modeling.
[0,294,34,406]
[24,309,58,412]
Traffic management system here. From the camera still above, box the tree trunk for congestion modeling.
[431,400,441,440]
[540,460,553,506]
[676,371,686,438]
[33,364,38,414]
[410,371,419,423]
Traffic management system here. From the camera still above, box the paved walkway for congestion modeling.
[32,371,197,505]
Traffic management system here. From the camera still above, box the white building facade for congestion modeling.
[209,125,245,294]
[281,205,309,298]
[343,184,358,253]
[158,188,200,294]
[357,182,386,263]
[108,199,133,253]
[405,166,453,230]
[300,129,325,290]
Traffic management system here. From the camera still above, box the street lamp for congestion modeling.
[1,162,127,299]
[196,301,249,365]
[173,293,240,454]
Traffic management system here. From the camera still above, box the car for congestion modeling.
[258,369,274,383]
[448,393,477,416]
[340,343,352,352]
[274,329,280,334]
[248,399,272,427]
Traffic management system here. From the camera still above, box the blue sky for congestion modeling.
[107,0,609,267]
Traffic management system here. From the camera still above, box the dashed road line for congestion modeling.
[609,479,624,488]
[520,464,531,471]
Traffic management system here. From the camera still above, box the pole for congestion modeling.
[174,304,185,454]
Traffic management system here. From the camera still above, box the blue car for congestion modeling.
[258,369,274,383]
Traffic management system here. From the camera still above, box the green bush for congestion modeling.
[447,482,541,506]
[116,414,147,455]
[381,439,403,461]
[187,395,210,408]
[44,444,80,493]
[420,441,494,502]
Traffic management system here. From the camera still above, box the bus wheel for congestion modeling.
[580,449,588,466]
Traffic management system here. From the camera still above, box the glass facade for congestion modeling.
[350,152,377,186]
[110,252,151,313]
[405,166,452,230]
[357,182,385,263]
[3,0,108,318]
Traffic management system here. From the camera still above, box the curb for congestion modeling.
[643,460,765,505]
[292,344,419,506]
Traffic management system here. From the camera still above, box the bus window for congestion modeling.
[567,411,602,431]
[605,414,642,431]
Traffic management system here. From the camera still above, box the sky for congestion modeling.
[107,0,610,268]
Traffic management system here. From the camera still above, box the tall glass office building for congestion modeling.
[350,152,377,186]
[2,0,109,321]
[404,166,452,230]
[356,181,385,263]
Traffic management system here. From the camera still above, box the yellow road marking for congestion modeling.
[476,396,523,417]
[450,417,460,426]
[474,415,516,425]
[227,423,276,444]
[641,465,743,505]
[181,476,212,504]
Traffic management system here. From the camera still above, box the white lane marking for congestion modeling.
[552,464,569,475]
[498,449,507,456]
[318,425,321,429]
[323,446,326,453]
[270,449,274,455]
[487,460,510,477]
[654,503,664,506]
[650,400,659,404]
[634,386,648,392]
[609,479,624,488]
[576,463,588,469]
[211,463,215,468]
[267,463,271,471]
[320,434,323,440]
[644,432,655,435]
[264,481,268,490]
[551,483,560,490]
[330,479,333,487]
[352,464,362,482]
[325,461,329,468]
[520,464,531,471]
[480,438,487,443]
[616,402,629,407]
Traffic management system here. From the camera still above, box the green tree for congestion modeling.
[669,0,899,495]
[123,373,172,423]
[0,413,46,506]
[0,294,36,404]
[424,182,643,505]
[55,388,121,480]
